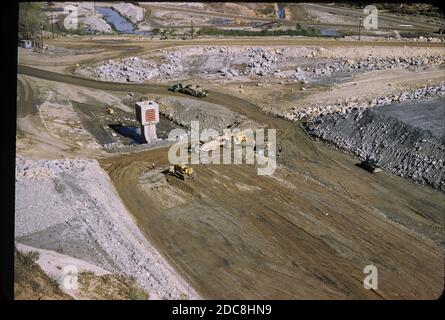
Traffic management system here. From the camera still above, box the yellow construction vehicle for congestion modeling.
[168,164,195,180]
[106,108,115,116]
[237,133,248,144]
[233,132,248,145]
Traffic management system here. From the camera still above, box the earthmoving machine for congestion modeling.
[191,131,252,154]
[106,108,115,116]
[168,164,195,180]
[359,158,382,173]
[170,83,208,98]
[233,133,248,144]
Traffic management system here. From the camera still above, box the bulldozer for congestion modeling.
[168,164,195,180]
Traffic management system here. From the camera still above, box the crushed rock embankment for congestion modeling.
[15,157,200,299]
[305,102,445,192]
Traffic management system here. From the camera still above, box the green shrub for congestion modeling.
[20,250,40,267]
[197,27,321,37]
[128,287,149,300]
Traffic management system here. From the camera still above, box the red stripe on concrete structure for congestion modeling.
[145,109,156,122]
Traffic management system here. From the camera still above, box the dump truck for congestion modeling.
[170,83,208,98]
[168,164,195,180]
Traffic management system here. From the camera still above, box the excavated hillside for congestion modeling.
[305,98,445,192]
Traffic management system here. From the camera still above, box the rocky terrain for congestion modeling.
[91,54,184,82]
[15,157,199,300]
[305,97,445,192]
[284,83,445,120]
[292,55,445,84]
[84,45,445,85]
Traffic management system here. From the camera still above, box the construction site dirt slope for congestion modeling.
[100,85,444,299]
[16,37,445,300]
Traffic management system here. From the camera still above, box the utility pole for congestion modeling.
[50,12,55,39]
[40,25,44,49]
[358,17,362,41]
[191,19,194,40]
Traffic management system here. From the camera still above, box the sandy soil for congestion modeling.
[93,56,444,298]
[101,144,444,299]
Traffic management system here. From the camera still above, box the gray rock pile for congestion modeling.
[95,57,158,82]
[94,54,184,82]
[291,55,445,83]
[244,47,283,76]
[16,157,90,180]
[305,107,445,192]
[15,157,197,299]
[218,67,239,78]
[284,83,445,121]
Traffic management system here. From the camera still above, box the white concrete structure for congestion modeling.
[135,100,159,143]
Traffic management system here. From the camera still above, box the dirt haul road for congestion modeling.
[18,60,445,298]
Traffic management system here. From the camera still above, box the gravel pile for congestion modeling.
[244,47,283,76]
[15,157,90,180]
[15,157,199,299]
[284,83,445,120]
[217,67,239,78]
[90,46,444,84]
[94,55,184,82]
[304,103,445,192]
[292,55,445,83]
[391,36,445,42]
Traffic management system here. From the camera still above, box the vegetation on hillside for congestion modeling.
[14,247,72,300]
[197,27,321,37]
[18,2,49,40]
[14,246,150,300]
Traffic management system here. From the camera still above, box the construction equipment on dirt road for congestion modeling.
[106,108,115,116]
[168,164,195,180]
[359,158,382,173]
[233,133,248,145]
[191,130,253,154]
[170,83,208,98]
